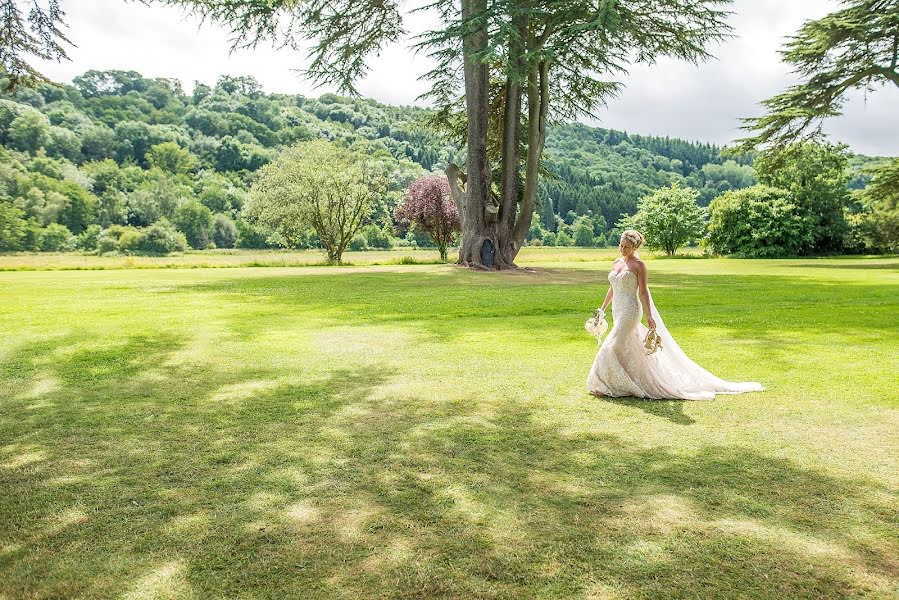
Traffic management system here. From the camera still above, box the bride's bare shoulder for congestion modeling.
[630,258,648,273]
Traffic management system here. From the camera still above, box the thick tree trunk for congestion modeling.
[497,14,527,265]
[456,0,507,268]
[514,59,551,247]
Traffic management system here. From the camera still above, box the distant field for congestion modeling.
[1,251,897,598]
[0,246,646,271]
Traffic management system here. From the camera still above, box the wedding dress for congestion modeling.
[586,268,764,401]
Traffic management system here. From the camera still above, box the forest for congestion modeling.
[0,68,853,254]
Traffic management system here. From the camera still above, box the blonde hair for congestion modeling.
[620,229,645,250]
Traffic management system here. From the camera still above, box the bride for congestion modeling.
[586,229,764,401]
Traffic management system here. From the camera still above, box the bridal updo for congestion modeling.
[620,229,645,250]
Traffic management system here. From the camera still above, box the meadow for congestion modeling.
[1,248,897,598]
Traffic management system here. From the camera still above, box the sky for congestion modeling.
[36,0,899,156]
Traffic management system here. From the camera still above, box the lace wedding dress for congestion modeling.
[586,268,764,401]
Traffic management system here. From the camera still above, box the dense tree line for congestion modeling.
[0,68,888,254]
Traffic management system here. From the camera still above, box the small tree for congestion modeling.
[618,184,706,256]
[395,175,460,261]
[573,216,595,247]
[245,140,386,264]
[212,214,238,249]
[174,200,214,249]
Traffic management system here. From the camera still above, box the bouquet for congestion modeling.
[585,308,608,343]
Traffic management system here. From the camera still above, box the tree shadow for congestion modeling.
[598,396,695,425]
[1,331,896,597]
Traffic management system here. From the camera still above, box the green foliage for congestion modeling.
[117,219,188,255]
[39,223,74,251]
[738,0,899,151]
[617,184,706,256]
[359,223,393,249]
[755,141,851,254]
[847,158,899,253]
[706,185,812,258]
[573,216,595,247]
[8,111,51,154]
[146,142,199,174]
[174,200,214,249]
[0,201,28,250]
[556,230,573,247]
[246,140,386,263]
[212,213,238,249]
[76,224,102,251]
[349,233,368,251]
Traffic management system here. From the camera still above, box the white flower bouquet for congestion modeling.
[585,308,608,342]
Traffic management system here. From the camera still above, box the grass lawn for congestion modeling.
[1,248,897,598]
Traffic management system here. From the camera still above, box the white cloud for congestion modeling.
[36,0,898,155]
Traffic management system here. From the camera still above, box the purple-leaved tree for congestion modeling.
[395,175,461,262]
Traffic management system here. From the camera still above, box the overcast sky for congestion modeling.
[36,0,899,156]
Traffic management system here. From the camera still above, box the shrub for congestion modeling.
[76,224,102,251]
[97,236,119,254]
[174,200,214,249]
[706,185,812,257]
[118,230,146,254]
[140,219,188,254]
[349,233,368,251]
[573,216,595,247]
[556,230,574,247]
[360,223,393,249]
[212,213,238,248]
[542,231,557,246]
[40,223,74,251]
[0,202,28,251]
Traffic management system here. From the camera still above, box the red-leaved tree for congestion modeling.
[395,175,461,261]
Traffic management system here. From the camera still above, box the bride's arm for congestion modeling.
[599,286,613,312]
[634,262,657,329]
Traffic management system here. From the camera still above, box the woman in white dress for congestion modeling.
[586,229,764,401]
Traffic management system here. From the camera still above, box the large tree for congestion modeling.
[736,0,899,151]
[424,0,732,267]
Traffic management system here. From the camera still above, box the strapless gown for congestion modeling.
[586,270,764,401]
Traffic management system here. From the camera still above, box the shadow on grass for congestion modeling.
[1,333,896,598]
[598,397,695,425]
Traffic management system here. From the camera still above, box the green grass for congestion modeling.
[1,250,897,598]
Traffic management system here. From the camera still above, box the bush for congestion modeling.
[235,219,277,249]
[116,220,187,255]
[0,203,28,251]
[97,236,119,254]
[76,224,102,251]
[542,231,557,246]
[174,200,214,249]
[349,233,368,251]
[360,223,393,249]
[118,229,146,254]
[556,230,574,247]
[40,223,74,251]
[140,219,188,254]
[212,213,238,248]
[706,185,812,257]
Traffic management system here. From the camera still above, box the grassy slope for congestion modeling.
[1,249,897,598]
